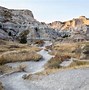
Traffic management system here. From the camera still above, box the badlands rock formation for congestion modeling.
[48,16,89,41]
[0,6,59,41]
[48,16,89,31]
[0,6,89,42]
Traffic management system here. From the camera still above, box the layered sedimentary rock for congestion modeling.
[0,6,89,42]
[0,6,59,41]
[48,16,89,31]
[48,16,89,40]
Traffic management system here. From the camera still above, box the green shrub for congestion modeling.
[20,36,27,44]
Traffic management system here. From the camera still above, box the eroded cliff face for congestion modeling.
[0,6,59,41]
[48,16,89,31]
[0,6,89,42]
[0,6,34,40]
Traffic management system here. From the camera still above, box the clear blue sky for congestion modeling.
[0,0,89,23]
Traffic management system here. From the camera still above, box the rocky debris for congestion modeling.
[0,29,9,40]
[22,74,28,79]
[80,45,89,60]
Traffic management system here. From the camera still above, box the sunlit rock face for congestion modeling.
[48,16,89,41]
[48,16,89,33]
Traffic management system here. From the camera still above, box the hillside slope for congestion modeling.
[0,6,59,42]
[48,16,89,31]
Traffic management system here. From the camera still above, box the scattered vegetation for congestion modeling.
[0,40,42,64]
[0,65,13,74]
[69,60,89,67]
[19,30,29,44]
[0,50,42,64]
[0,82,4,90]
[20,36,27,44]
[50,42,88,59]
[45,42,89,71]
[33,40,45,46]
[45,54,71,69]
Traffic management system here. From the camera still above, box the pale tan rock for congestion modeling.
[48,16,89,31]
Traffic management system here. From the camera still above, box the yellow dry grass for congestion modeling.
[0,40,42,64]
[38,61,89,76]
[0,40,41,53]
[50,42,84,60]
[0,50,42,64]
[69,60,89,67]
[43,41,89,74]
[53,43,80,52]
[0,65,13,74]
[0,82,4,90]
[45,55,71,69]
[0,64,27,74]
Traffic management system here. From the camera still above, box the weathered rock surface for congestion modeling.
[80,45,89,60]
[0,6,59,42]
[0,6,89,42]
[48,16,89,31]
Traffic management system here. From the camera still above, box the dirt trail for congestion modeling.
[0,41,53,90]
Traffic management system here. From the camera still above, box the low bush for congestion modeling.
[0,82,4,90]
[45,55,71,69]
[34,40,44,46]
[0,50,42,64]
[69,60,89,67]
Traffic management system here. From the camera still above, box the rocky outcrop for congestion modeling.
[0,6,34,40]
[48,16,89,41]
[0,6,60,42]
[48,16,89,31]
[80,45,89,59]
[0,6,89,42]
[0,6,34,22]
[48,21,64,30]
